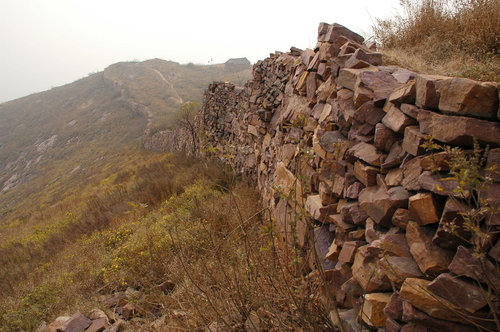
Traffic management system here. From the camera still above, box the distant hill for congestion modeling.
[0,59,251,226]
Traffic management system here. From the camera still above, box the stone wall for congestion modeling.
[175,23,500,331]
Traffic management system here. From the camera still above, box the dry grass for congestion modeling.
[373,0,500,81]
[0,156,330,331]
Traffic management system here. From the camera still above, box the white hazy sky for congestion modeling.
[0,0,402,103]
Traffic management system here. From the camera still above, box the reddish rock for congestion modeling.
[374,123,397,152]
[479,183,500,225]
[318,130,348,156]
[401,301,476,332]
[432,198,471,249]
[381,234,412,257]
[418,109,500,147]
[351,48,382,66]
[316,76,336,101]
[338,241,366,263]
[331,308,361,332]
[406,221,454,275]
[408,193,440,225]
[384,292,404,321]
[486,148,500,182]
[353,160,378,187]
[359,185,409,227]
[274,199,306,247]
[58,313,92,332]
[338,67,379,91]
[307,52,320,71]
[401,323,428,332]
[386,318,403,332]
[382,142,407,169]
[274,162,302,203]
[448,245,500,286]
[420,152,454,172]
[351,121,375,138]
[337,88,356,121]
[318,42,335,62]
[329,262,353,285]
[388,80,416,105]
[348,229,366,241]
[306,195,336,223]
[365,217,384,243]
[435,77,499,119]
[489,238,500,261]
[379,256,424,286]
[121,303,136,320]
[361,293,392,327]
[400,278,462,322]
[314,225,336,270]
[354,101,386,125]
[312,102,327,119]
[357,70,402,106]
[345,181,364,199]
[402,157,424,191]
[329,214,356,232]
[279,144,297,163]
[295,71,309,92]
[48,317,70,332]
[393,69,417,83]
[341,277,364,298]
[338,41,359,55]
[353,84,374,107]
[402,126,426,156]
[382,104,417,134]
[400,103,420,119]
[331,175,345,198]
[300,48,315,67]
[326,240,341,262]
[319,182,336,205]
[426,273,487,313]
[86,318,107,332]
[386,168,403,187]
[352,244,392,292]
[415,74,449,110]
[347,142,384,166]
[417,171,464,197]
[340,202,368,225]
[306,73,317,102]
[345,57,371,70]
[392,208,411,229]
[318,23,364,45]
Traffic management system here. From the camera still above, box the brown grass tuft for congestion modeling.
[373,0,500,81]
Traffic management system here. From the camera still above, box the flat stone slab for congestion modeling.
[418,109,500,147]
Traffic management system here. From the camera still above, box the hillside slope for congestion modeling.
[0,58,254,331]
[0,59,251,229]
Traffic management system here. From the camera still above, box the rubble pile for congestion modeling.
[175,22,500,331]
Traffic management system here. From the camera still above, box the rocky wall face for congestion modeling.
[192,23,500,331]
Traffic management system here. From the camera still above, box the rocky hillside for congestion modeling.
[166,22,500,331]
[0,59,251,226]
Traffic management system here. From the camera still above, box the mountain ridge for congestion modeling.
[0,58,251,234]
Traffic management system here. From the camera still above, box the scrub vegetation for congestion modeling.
[373,0,500,81]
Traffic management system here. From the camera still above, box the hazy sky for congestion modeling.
[0,0,402,103]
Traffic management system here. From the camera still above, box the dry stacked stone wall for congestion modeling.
[176,23,500,331]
